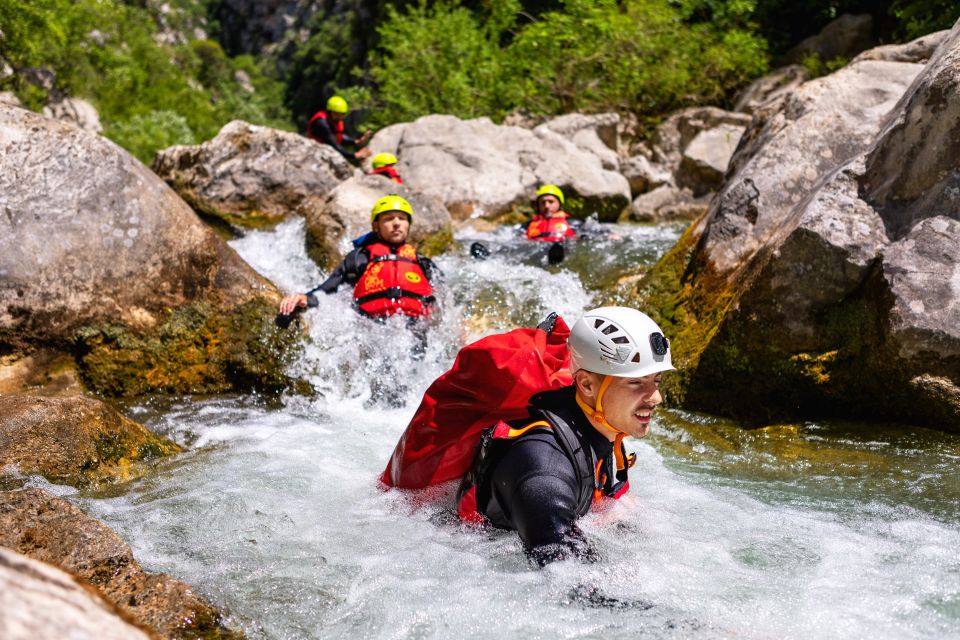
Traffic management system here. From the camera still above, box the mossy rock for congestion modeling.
[0,394,182,487]
[74,297,303,397]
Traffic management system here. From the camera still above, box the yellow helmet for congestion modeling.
[536,184,565,205]
[326,95,348,114]
[372,152,398,170]
[371,194,413,222]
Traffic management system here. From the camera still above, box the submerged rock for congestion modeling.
[0,488,242,639]
[0,546,152,640]
[628,23,960,430]
[0,105,300,397]
[0,394,181,487]
[367,114,630,221]
[304,174,452,270]
[153,120,357,228]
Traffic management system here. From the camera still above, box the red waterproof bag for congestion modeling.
[380,315,573,489]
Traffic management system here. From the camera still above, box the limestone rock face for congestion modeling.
[853,29,951,64]
[784,14,876,64]
[304,174,453,269]
[0,547,152,640]
[534,113,621,170]
[650,107,752,175]
[0,105,297,396]
[620,154,674,197]
[678,124,746,196]
[632,23,960,429]
[368,114,631,221]
[0,394,181,487]
[42,97,102,134]
[153,120,357,227]
[629,186,708,223]
[734,65,810,114]
[0,488,240,639]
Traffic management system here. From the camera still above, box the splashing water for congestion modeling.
[59,218,959,639]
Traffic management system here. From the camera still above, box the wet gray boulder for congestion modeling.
[0,394,181,487]
[367,114,631,221]
[0,488,239,639]
[0,547,152,640]
[153,119,358,227]
[632,23,960,429]
[0,105,298,397]
[304,174,452,270]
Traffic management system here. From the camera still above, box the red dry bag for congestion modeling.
[380,314,573,489]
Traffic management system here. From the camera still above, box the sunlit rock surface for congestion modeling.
[0,488,241,639]
[630,22,960,430]
[0,546,152,640]
[153,119,357,228]
[304,174,452,269]
[0,394,181,487]
[367,114,631,221]
[0,105,298,396]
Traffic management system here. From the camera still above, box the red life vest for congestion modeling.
[307,110,344,145]
[353,242,433,318]
[526,212,575,242]
[370,165,403,184]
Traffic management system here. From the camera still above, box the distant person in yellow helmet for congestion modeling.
[526,184,578,264]
[278,194,438,321]
[368,152,403,184]
[307,95,371,162]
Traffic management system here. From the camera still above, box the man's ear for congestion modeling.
[574,370,598,401]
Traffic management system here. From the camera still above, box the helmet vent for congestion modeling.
[612,336,629,344]
[594,319,604,329]
[601,324,618,335]
[631,353,642,363]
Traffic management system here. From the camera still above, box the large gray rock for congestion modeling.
[304,174,453,269]
[0,488,239,639]
[701,58,923,274]
[633,24,960,429]
[620,154,674,196]
[43,97,102,134]
[367,114,631,221]
[650,107,752,174]
[0,547,151,640]
[0,105,297,397]
[734,65,810,114]
[784,14,876,64]
[629,185,707,223]
[534,113,621,170]
[678,124,746,196]
[153,120,357,227]
[853,29,951,64]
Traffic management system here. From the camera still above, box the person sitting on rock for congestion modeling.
[457,306,674,565]
[525,184,577,243]
[307,95,371,163]
[368,152,403,184]
[279,195,438,322]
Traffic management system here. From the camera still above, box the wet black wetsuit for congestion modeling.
[309,115,362,162]
[478,386,626,566]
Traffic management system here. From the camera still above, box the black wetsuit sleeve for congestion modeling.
[488,436,589,565]
[418,255,441,283]
[310,117,356,161]
[304,249,367,305]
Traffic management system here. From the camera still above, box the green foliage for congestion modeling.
[364,0,768,126]
[0,0,292,162]
[890,0,959,40]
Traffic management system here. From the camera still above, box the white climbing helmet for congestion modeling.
[568,306,674,378]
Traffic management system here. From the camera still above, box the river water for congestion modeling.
[57,219,960,639]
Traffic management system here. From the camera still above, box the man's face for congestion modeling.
[576,371,663,439]
[372,211,411,244]
[329,111,345,122]
[537,195,562,216]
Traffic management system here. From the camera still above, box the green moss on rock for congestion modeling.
[75,297,302,397]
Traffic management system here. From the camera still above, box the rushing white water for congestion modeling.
[56,219,960,639]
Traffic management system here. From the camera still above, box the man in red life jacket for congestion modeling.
[307,95,372,163]
[457,306,674,565]
[278,194,437,322]
[526,184,577,243]
[368,152,403,184]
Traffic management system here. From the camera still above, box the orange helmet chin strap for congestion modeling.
[575,375,628,471]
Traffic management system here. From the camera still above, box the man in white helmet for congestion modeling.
[457,306,673,565]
